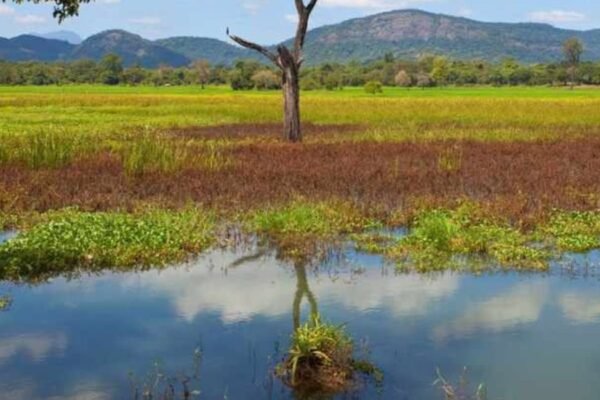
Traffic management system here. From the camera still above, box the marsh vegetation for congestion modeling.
[1,86,600,398]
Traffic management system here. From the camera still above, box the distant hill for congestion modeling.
[0,35,73,62]
[71,30,190,68]
[31,30,82,45]
[156,37,259,65]
[2,9,600,66]
[295,9,600,63]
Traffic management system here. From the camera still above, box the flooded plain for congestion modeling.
[1,232,600,400]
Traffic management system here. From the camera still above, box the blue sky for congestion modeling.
[0,0,599,42]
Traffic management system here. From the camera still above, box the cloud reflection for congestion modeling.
[0,332,67,365]
[559,292,600,325]
[433,282,549,341]
[122,249,459,324]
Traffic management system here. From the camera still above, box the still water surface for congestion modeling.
[1,233,600,399]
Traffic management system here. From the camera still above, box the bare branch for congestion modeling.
[227,29,279,66]
[293,0,318,62]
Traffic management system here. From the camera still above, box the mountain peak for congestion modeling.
[1,10,600,66]
[30,30,82,45]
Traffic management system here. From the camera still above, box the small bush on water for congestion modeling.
[0,296,12,311]
[0,209,215,282]
[278,315,356,394]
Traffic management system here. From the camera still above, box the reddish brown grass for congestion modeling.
[168,123,363,140]
[2,139,599,224]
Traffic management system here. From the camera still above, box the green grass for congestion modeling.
[247,201,380,258]
[536,211,600,252]
[358,205,550,272]
[3,85,600,146]
[0,208,215,282]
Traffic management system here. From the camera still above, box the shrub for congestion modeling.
[364,80,383,94]
[251,70,281,90]
[395,70,412,87]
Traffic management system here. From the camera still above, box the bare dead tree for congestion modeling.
[228,0,318,142]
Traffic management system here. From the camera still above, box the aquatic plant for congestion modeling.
[129,346,202,400]
[0,295,12,311]
[383,205,550,271]
[278,315,356,394]
[0,208,215,282]
[537,211,600,253]
[434,368,487,400]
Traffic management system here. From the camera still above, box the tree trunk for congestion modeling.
[282,65,301,142]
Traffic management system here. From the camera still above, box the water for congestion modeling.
[1,234,600,399]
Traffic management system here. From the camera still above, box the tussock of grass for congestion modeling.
[120,130,234,176]
[0,129,91,169]
[0,208,215,282]
[278,315,356,395]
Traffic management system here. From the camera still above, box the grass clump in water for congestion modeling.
[0,296,12,311]
[0,208,215,282]
[247,201,380,258]
[536,211,600,253]
[382,205,549,272]
[277,315,358,395]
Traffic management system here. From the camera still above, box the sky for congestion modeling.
[0,0,599,43]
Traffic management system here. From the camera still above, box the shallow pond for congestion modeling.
[1,233,600,399]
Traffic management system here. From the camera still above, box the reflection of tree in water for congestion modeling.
[293,261,319,331]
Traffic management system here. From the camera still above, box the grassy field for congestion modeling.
[1,85,600,277]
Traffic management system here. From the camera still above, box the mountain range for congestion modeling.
[1,9,599,67]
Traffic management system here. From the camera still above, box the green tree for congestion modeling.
[563,37,584,88]
[252,69,281,90]
[99,53,123,85]
[190,60,211,89]
[431,56,450,86]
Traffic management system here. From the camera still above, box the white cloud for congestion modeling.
[99,0,121,4]
[433,282,549,341]
[14,14,46,24]
[320,0,435,9]
[0,4,15,16]
[243,0,268,14]
[456,7,473,18]
[285,13,299,23]
[529,10,586,24]
[128,17,162,26]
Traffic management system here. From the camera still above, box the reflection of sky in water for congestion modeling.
[0,245,599,399]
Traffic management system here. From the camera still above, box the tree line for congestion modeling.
[1,43,596,89]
